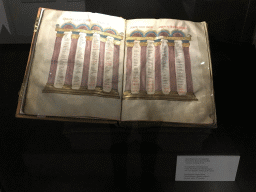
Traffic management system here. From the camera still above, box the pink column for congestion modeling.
[155,46,161,92]
[112,44,120,90]
[125,47,133,91]
[81,39,92,88]
[96,41,105,88]
[64,37,79,87]
[169,45,177,92]
[140,46,147,92]
[46,35,63,85]
[183,46,194,93]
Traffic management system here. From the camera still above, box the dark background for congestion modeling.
[0,0,256,191]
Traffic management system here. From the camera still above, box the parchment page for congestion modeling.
[24,9,125,120]
[122,19,216,125]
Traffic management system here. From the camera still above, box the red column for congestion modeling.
[112,44,120,91]
[169,45,177,93]
[46,34,63,85]
[183,46,194,93]
[81,39,92,88]
[125,47,133,91]
[154,46,161,92]
[140,46,147,92]
[96,41,105,88]
[64,37,79,87]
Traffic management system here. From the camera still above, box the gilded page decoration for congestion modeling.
[20,9,215,125]
[123,25,197,101]
[23,9,126,120]
[42,22,124,99]
[121,19,217,125]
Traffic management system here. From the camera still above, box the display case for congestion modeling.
[1,0,255,191]
[0,0,85,44]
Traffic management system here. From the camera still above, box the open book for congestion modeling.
[16,7,216,127]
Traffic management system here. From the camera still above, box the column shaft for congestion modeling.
[183,46,194,93]
[96,41,105,87]
[81,40,92,88]
[169,45,177,92]
[125,47,133,91]
[154,46,161,92]
[64,38,79,86]
[112,45,120,90]
[140,46,147,92]
[47,36,63,85]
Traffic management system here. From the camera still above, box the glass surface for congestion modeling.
[1,0,256,191]
[0,0,85,44]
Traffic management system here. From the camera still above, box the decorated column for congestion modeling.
[140,44,147,93]
[154,44,161,93]
[183,42,194,94]
[80,35,92,89]
[112,43,120,91]
[96,41,105,89]
[44,30,64,88]
[125,46,133,91]
[63,32,79,88]
[168,41,178,94]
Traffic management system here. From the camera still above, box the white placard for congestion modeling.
[176,156,240,181]
[103,36,114,92]
[54,31,72,88]
[174,40,187,95]
[88,33,100,90]
[131,41,141,94]
[146,40,155,94]
[160,39,170,94]
[72,32,87,89]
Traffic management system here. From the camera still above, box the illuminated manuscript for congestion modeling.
[16,8,216,127]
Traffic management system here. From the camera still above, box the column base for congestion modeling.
[42,83,120,99]
[122,90,198,101]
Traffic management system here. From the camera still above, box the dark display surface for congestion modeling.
[1,0,256,191]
